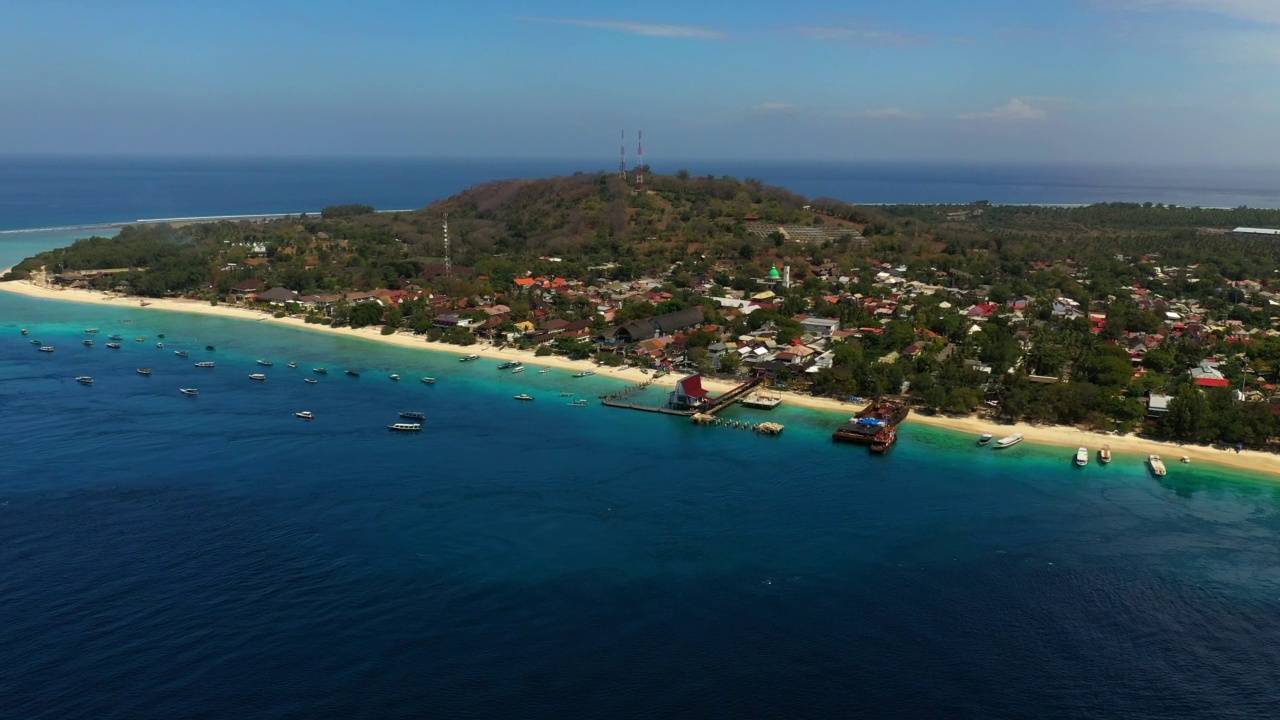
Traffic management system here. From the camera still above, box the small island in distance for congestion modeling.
[8,169,1280,455]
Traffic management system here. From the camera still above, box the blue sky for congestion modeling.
[1,0,1278,163]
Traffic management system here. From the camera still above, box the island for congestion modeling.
[7,170,1280,459]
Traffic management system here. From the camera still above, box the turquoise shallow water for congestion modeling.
[3,285,1280,718]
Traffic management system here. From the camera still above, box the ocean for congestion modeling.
[2,159,1280,718]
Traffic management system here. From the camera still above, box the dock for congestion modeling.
[740,389,782,410]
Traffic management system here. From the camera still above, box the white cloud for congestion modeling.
[859,107,924,120]
[785,24,927,46]
[959,99,1047,121]
[525,17,725,40]
[753,103,798,114]
[1119,0,1280,25]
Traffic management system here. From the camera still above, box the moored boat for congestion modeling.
[174,350,189,357]
[389,374,400,381]
[287,362,297,369]
[205,345,216,351]
[249,373,267,381]
[108,334,123,341]
[83,339,94,346]
[978,433,994,445]
[156,342,163,348]
[870,428,897,454]
[832,399,911,445]
[20,328,28,335]
[295,411,315,420]
[195,361,215,368]
[345,369,360,377]
[135,337,144,342]
[313,367,328,374]
[538,368,550,374]
[137,368,151,376]
[497,361,520,370]
[511,366,525,374]
[106,343,121,349]
[388,422,421,432]
[420,377,436,384]
[1148,454,1167,476]
[568,399,589,407]
[993,433,1023,449]
[1099,446,1111,464]
[513,393,534,401]
[304,377,318,384]
[38,346,54,353]
[180,388,199,396]
[399,411,426,420]
[30,339,42,345]
[459,354,480,362]
[1074,446,1089,466]
[75,376,94,385]
[573,370,595,378]
[257,359,273,366]
[84,328,99,334]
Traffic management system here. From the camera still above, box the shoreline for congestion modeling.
[5,277,1280,477]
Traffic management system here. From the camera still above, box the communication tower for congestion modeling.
[619,130,627,180]
[635,129,645,191]
[443,213,451,277]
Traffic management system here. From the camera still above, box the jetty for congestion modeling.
[601,373,765,417]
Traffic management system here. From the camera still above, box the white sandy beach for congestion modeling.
[5,276,1280,477]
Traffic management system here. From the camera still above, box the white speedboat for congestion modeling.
[295,411,315,420]
[573,370,595,378]
[978,433,994,445]
[568,399,589,407]
[249,373,267,381]
[137,368,151,376]
[459,354,479,362]
[389,374,401,381]
[1074,447,1088,466]
[287,362,297,369]
[511,366,525,374]
[388,423,422,432]
[174,350,189,357]
[195,361,215,368]
[1148,454,1167,477]
[538,368,551,374]
[513,393,534,401]
[83,339,94,346]
[420,377,436,384]
[180,388,199,396]
[156,342,164,348]
[39,346,54,353]
[257,359,273,366]
[993,433,1023,449]
[1099,446,1111,464]
[304,377,318,384]
[75,376,94,385]
[106,343,121,349]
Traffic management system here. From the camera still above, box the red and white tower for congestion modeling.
[635,129,645,191]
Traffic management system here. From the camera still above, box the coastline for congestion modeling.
[5,276,1280,477]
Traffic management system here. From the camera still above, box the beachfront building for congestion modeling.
[668,373,714,412]
[611,306,706,343]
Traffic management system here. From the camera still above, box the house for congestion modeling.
[255,287,299,305]
[798,316,841,336]
[668,373,713,411]
[612,306,705,343]
[233,278,266,298]
[1148,393,1173,417]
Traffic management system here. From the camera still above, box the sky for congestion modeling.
[1,0,1278,164]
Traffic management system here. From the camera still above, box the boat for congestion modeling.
[497,361,521,370]
[870,428,898,454]
[136,368,151,376]
[538,368,551,374]
[573,370,595,378]
[1148,454,1168,477]
[1099,446,1111,464]
[513,393,534,401]
[156,342,164,348]
[84,328,99,334]
[568,399,589,407]
[313,367,328,374]
[511,366,525,374]
[157,334,165,339]
[195,361,215,368]
[978,433,994,445]
[389,374,401,381]
[287,362,297,369]
[388,423,422,432]
[38,346,54,353]
[993,433,1024,449]
[1181,456,1190,464]
[399,411,426,420]
[83,339,94,346]
[135,337,144,342]
[20,328,27,335]
[108,335,123,341]
[295,411,315,420]
[174,350,189,357]
[345,370,360,377]
[180,388,199,396]
[304,377,318,384]
[75,376,93,385]
[559,392,574,397]
[205,345,216,351]
[30,339,42,344]
[459,354,480,362]
[257,359,272,366]
[249,373,267,381]
[832,399,911,445]
[106,343,121,349]
[1075,447,1089,467]
[420,377,436,384]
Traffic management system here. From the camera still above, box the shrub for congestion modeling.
[319,318,332,325]
[380,325,396,335]
[535,345,553,357]
[273,311,286,318]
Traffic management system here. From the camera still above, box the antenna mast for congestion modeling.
[443,213,451,278]
[635,129,645,191]
[619,130,627,180]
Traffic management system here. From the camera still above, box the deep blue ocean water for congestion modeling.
[3,162,1280,717]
